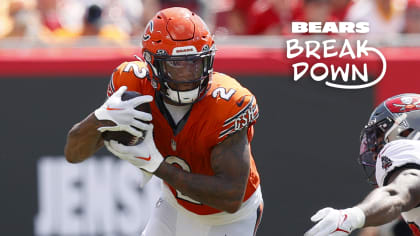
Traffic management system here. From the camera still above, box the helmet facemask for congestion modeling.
[145,50,214,105]
[359,123,386,184]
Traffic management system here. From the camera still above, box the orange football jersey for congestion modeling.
[107,61,260,215]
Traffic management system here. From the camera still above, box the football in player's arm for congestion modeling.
[65,7,263,236]
[305,94,420,236]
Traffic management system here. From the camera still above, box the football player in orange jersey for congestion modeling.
[64,7,263,236]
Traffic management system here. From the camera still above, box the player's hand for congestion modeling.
[304,207,365,236]
[104,124,163,173]
[94,86,153,137]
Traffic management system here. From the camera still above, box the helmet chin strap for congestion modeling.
[164,82,200,104]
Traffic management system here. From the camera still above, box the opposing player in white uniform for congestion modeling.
[305,94,420,236]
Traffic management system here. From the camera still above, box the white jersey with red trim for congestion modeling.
[375,139,420,235]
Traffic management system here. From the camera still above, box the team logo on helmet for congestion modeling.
[386,96,420,113]
[381,156,392,170]
[143,21,154,41]
[143,34,151,41]
[148,20,154,32]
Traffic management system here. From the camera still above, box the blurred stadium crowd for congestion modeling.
[1,0,420,45]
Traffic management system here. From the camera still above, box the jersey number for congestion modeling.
[165,156,202,205]
[212,87,236,101]
[123,63,147,79]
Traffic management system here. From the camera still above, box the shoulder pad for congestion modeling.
[376,140,420,186]
[107,61,149,97]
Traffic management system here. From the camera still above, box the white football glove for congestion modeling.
[104,124,163,173]
[94,86,153,137]
[304,207,365,236]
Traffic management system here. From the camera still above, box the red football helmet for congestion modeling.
[141,7,215,104]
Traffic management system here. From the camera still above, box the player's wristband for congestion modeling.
[345,207,366,229]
